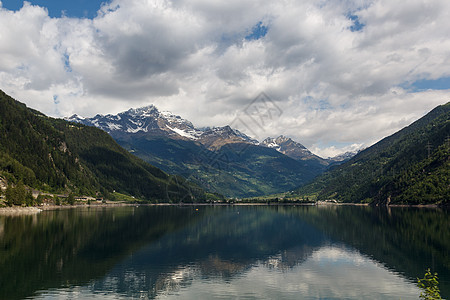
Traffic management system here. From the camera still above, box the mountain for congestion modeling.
[0,90,208,203]
[66,106,257,149]
[296,102,450,205]
[197,125,258,150]
[260,135,357,169]
[68,106,327,198]
[67,106,202,140]
[326,151,359,162]
[261,136,327,164]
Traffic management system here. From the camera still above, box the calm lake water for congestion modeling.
[0,205,449,299]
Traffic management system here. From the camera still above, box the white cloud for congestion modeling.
[0,0,449,156]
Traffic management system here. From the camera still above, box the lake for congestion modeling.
[0,205,449,299]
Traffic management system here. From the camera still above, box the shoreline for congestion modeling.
[0,201,445,215]
[0,206,43,216]
[316,202,442,209]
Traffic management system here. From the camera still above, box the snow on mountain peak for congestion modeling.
[65,104,260,146]
[65,114,85,122]
[124,105,159,118]
[263,138,280,149]
[161,110,196,128]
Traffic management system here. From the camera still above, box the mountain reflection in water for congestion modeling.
[0,205,448,299]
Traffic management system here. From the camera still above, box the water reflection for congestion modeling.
[149,246,419,300]
[0,206,200,300]
[32,246,420,300]
[0,205,448,299]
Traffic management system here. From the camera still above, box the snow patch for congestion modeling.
[167,125,198,140]
[106,122,122,131]
[266,142,279,148]
[126,125,148,133]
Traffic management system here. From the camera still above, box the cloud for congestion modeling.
[0,0,449,156]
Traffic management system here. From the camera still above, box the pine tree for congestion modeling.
[5,183,13,206]
[14,180,26,206]
[25,190,34,206]
[54,195,61,206]
[67,192,75,205]
[36,193,44,205]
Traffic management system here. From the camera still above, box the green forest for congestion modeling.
[296,102,450,205]
[115,134,325,198]
[0,90,210,204]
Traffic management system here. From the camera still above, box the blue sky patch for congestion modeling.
[318,99,332,110]
[1,0,110,18]
[245,22,268,41]
[63,52,72,72]
[410,76,450,91]
[347,14,365,32]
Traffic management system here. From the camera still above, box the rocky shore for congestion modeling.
[0,206,43,216]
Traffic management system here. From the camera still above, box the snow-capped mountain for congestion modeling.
[261,135,327,164]
[327,151,359,162]
[66,105,356,163]
[66,105,202,138]
[66,105,257,150]
[65,104,333,198]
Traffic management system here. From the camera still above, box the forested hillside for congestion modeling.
[0,90,207,202]
[117,136,324,198]
[68,105,328,198]
[296,102,450,205]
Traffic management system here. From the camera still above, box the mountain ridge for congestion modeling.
[66,106,259,150]
[261,135,329,165]
[67,105,354,161]
[67,105,330,197]
[295,102,450,205]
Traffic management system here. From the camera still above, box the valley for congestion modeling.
[1,89,448,206]
[67,105,351,198]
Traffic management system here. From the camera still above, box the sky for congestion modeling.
[0,0,449,158]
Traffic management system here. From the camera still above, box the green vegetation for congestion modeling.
[110,191,142,202]
[418,269,442,300]
[296,102,450,205]
[0,90,208,203]
[67,192,75,205]
[118,137,325,198]
[4,181,27,206]
[241,190,317,203]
